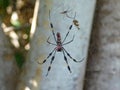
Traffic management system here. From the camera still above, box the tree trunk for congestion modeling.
[0,22,19,90]
[84,0,120,90]
[17,0,96,90]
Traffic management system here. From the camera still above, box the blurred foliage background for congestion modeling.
[0,0,34,68]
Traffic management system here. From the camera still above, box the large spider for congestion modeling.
[38,11,84,76]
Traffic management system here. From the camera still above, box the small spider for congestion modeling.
[38,11,84,76]
[63,11,80,30]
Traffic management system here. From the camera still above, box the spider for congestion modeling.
[38,11,84,76]
[61,11,80,30]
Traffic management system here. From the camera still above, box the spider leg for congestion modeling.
[66,13,73,19]
[73,12,76,19]
[63,47,84,63]
[62,50,72,73]
[62,24,73,43]
[38,48,56,64]
[66,11,76,19]
[63,35,75,45]
[47,36,57,46]
[49,10,57,43]
[46,50,57,76]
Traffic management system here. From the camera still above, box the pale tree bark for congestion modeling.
[17,0,96,90]
[84,0,120,90]
[0,21,19,90]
